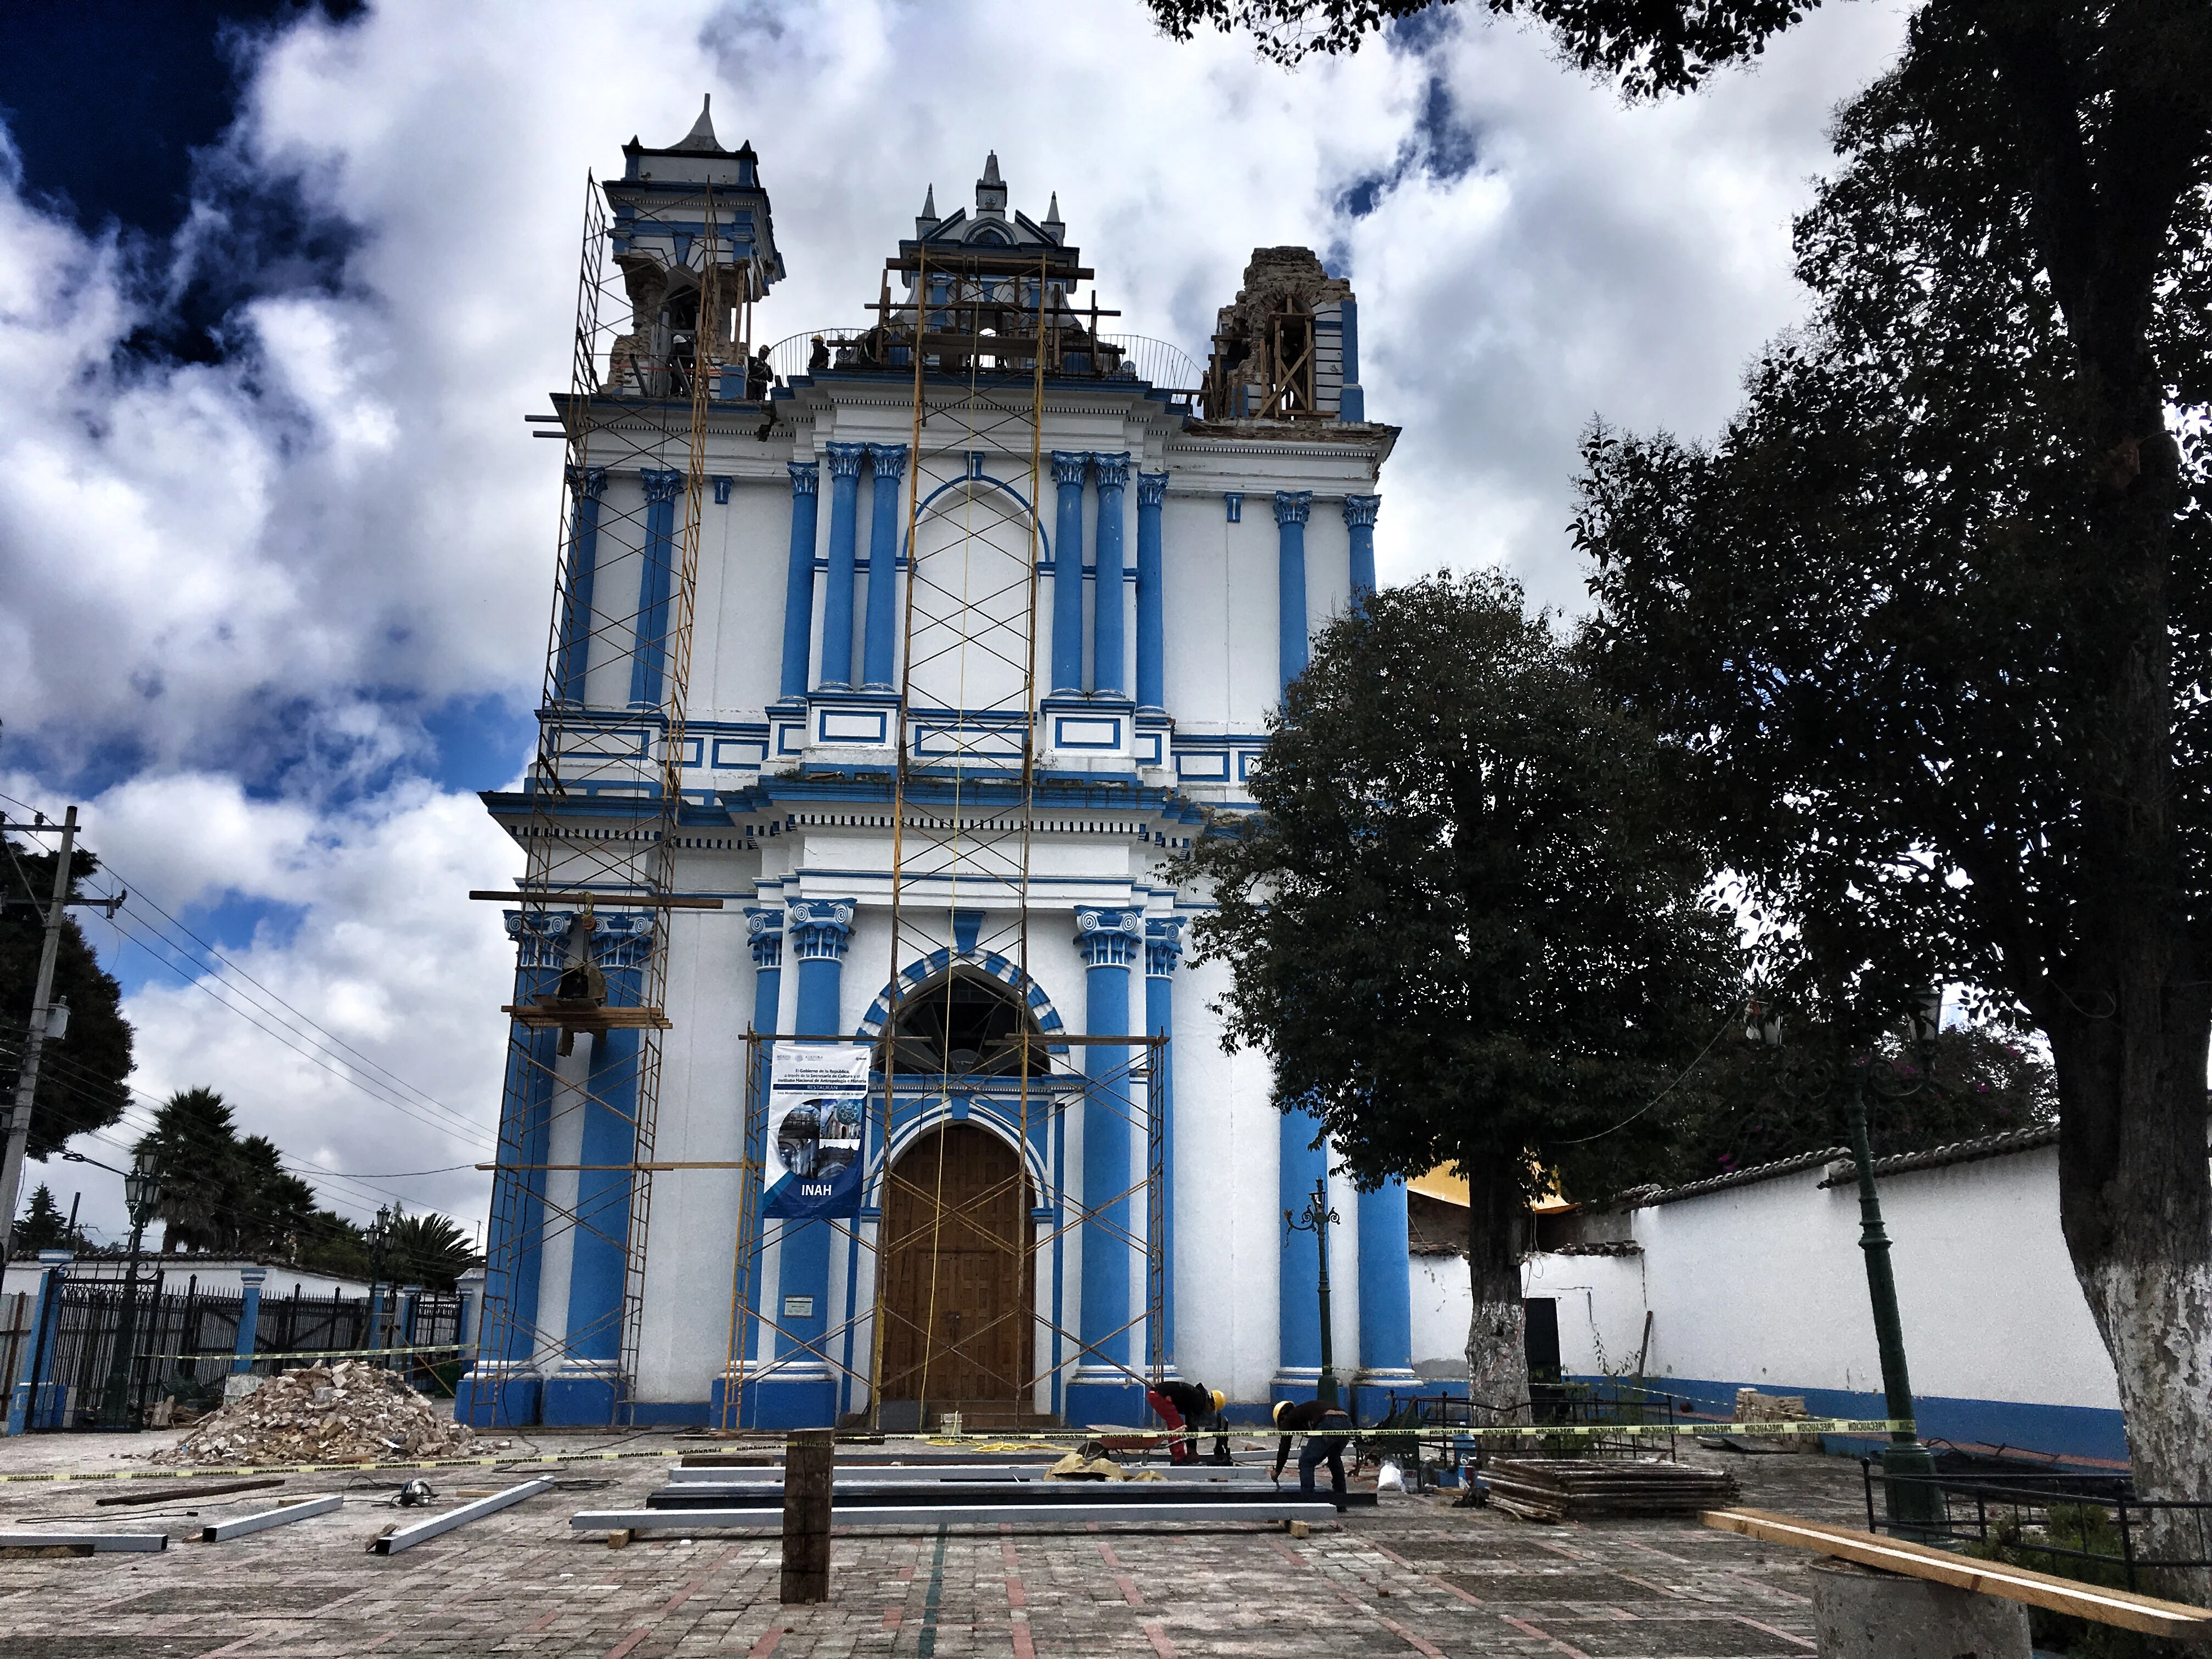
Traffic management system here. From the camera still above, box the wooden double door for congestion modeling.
[877,1124,1032,1409]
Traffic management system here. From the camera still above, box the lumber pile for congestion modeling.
[1735,1387,1817,1453]
[1485,1458,1739,1522]
[153,1361,472,1465]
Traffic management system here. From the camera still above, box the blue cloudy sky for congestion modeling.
[0,0,1908,1242]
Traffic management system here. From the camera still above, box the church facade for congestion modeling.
[461,107,1414,1430]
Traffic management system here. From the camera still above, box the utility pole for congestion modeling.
[1,806,77,1265]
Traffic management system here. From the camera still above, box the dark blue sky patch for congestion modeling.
[1333,74,1482,222]
[421,692,538,795]
[0,0,368,366]
[1385,1,1463,58]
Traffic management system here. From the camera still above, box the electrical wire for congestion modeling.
[1553,1008,1743,1146]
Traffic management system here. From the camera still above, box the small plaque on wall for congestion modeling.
[783,1296,815,1318]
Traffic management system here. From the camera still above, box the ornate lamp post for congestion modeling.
[1284,1176,1341,1409]
[97,1150,162,1432]
[368,1204,396,1360]
[1747,993,1948,1536]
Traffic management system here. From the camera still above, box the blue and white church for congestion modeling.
[467,108,1415,1429]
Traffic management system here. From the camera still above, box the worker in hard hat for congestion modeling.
[1271,1397,1355,1509]
[1144,1379,1226,1465]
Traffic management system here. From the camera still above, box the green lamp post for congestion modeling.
[1284,1176,1341,1409]
[1747,994,1948,1538]
[96,1149,162,1432]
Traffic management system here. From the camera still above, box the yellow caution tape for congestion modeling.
[135,1344,465,1363]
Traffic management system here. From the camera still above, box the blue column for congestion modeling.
[232,1266,267,1375]
[1276,1102,1328,1402]
[713,906,785,1427]
[455,1267,484,1352]
[629,469,684,708]
[817,443,867,689]
[1050,451,1090,694]
[760,897,851,1428]
[778,462,821,700]
[1145,919,1182,1372]
[456,912,564,1427]
[1274,490,1312,695]
[1356,1181,1416,1418]
[1338,297,1365,423]
[555,466,607,704]
[1135,472,1168,711]
[7,1250,69,1435]
[1068,907,1144,1425]
[1343,494,1379,607]
[1090,452,1130,696]
[545,913,652,1425]
[862,444,908,690]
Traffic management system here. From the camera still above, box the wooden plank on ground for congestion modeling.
[1703,1507,2212,1638]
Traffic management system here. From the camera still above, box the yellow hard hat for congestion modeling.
[1272,1400,1290,1426]
[1211,1389,1226,1414]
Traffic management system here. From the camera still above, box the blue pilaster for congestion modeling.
[755,897,852,1428]
[1338,296,1365,423]
[555,466,607,704]
[629,470,684,709]
[863,444,908,690]
[778,462,821,701]
[544,913,653,1425]
[1068,907,1145,1426]
[1135,472,1167,712]
[713,906,785,1429]
[1274,490,1312,695]
[817,443,868,689]
[1145,919,1182,1373]
[1355,1180,1416,1418]
[7,1250,70,1435]
[1050,452,1089,695]
[1343,495,1379,608]
[233,1266,267,1374]
[456,912,565,1427]
[1275,1102,1328,1401]
[1090,452,1130,696]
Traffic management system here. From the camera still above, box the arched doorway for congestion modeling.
[877,1123,1033,1414]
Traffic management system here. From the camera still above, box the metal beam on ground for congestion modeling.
[575,1499,1340,1533]
[199,1493,344,1542]
[0,1531,167,1552]
[371,1478,554,1555]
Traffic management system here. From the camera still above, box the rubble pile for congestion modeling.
[1734,1387,1816,1453]
[154,1361,473,1465]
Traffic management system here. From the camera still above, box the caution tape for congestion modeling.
[134,1344,465,1363]
[0,1418,1912,1484]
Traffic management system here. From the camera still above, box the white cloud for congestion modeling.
[1,0,1911,1236]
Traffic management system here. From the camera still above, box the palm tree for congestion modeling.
[383,1210,480,1291]
[136,1087,242,1253]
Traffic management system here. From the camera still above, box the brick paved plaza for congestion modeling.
[0,1432,1868,1657]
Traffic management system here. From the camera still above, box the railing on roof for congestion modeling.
[761,328,1201,398]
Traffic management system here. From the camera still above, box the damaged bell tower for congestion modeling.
[1200,247,1366,424]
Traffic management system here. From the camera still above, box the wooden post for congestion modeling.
[780,1429,833,1604]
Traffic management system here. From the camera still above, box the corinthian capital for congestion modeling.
[823,442,869,479]
[1090,451,1132,490]
[640,467,686,505]
[1136,472,1168,510]
[1341,494,1380,529]
[1273,489,1313,527]
[788,460,820,498]
[787,898,857,962]
[868,443,910,481]
[1051,450,1091,488]
[566,465,608,501]
[1074,907,1145,968]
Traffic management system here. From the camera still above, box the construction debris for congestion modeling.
[1734,1388,1818,1454]
[1483,1459,1740,1523]
[153,1362,472,1467]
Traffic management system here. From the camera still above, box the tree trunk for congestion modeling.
[1464,1156,1529,1426]
[2049,1000,2212,1606]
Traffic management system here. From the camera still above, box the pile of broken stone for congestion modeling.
[153,1360,476,1465]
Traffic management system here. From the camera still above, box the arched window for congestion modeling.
[882,971,1048,1077]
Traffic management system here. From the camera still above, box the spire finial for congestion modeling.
[922,184,937,219]
[676,94,722,153]
[1046,191,1061,223]
[983,150,1002,186]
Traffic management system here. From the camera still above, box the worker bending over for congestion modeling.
[1272,1398,1354,1509]
[1144,1380,1225,1464]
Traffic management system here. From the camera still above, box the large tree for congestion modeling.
[1567,9,2212,1549]
[1177,573,1739,1414]
[1,839,133,1158]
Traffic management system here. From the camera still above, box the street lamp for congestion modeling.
[368,1204,396,1359]
[1284,1177,1341,1409]
[1747,994,1948,1537]
[97,1149,162,1431]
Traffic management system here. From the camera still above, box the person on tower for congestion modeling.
[1271,1397,1354,1510]
[1144,1379,1225,1465]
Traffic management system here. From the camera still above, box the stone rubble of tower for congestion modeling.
[152,1361,476,1465]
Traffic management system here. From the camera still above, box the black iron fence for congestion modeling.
[1864,1460,2212,1593]
[1384,1383,1683,1475]
[22,1274,460,1430]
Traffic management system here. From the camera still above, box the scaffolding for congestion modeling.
[719,245,1167,1431]
[467,167,768,1427]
